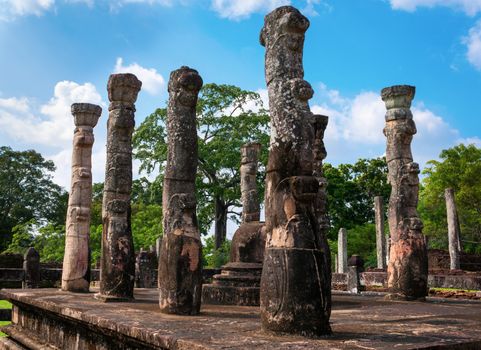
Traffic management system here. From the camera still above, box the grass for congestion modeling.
[430,287,480,293]
[0,301,12,309]
[0,321,10,337]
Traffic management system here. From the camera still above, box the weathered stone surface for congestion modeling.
[338,228,347,273]
[382,85,428,301]
[374,196,387,270]
[97,73,141,302]
[260,5,331,336]
[445,188,462,270]
[22,247,39,289]
[2,288,481,350]
[135,249,158,288]
[158,66,203,315]
[62,103,101,293]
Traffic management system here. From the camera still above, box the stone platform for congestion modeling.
[1,288,481,349]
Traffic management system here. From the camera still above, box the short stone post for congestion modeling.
[158,66,203,315]
[445,188,461,270]
[96,73,142,302]
[155,237,162,258]
[374,196,387,270]
[135,249,158,288]
[260,6,331,336]
[338,228,348,273]
[23,247,40,289]
[62,103,101,292]
[347,255,364,294]
[382,85,428,300]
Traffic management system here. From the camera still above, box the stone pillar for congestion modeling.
[240,143,261,223]
[158,66,203,315]
[259,6,331,336]
[347,255,364,294]
[445,188,461,270]
[386,234,391,267]
[382,85,428,301]
[96,73,141,302]
[23,247,39,289]
[374,196,387,270]
[155,237,162,258]
[61,103,101,292]
[338,228,348,274]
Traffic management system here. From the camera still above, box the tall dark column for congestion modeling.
[158,66,203,315]
[96,73,141,302]
[259,6,331,336]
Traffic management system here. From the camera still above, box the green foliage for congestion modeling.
[90,224,102,267]
[34,223,65,263]
[202,236,231,268]
[419,144,481,253]
[0,146,67,251]
[4,220,36,254]
[131,203,163,250]
[324,157,390,240]
[133,83,270,246]
[347,223,377,268]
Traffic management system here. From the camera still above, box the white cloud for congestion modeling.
[0,0,55,21]
[114,57,165,96]
[464,20,481,70]
[389,0,481,16]
[0,81,103,147]
[457,136,481,147]
[0,81,105,188]
[310,83,461,167]
[211,0,290,20]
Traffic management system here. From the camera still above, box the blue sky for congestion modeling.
[1,0,481,191]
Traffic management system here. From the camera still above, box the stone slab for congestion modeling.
[1,288,481,349]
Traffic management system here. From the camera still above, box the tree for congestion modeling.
[324,157,390,240]
[0,146,67,251]
[133,83,270,248]
[419,144,481,253]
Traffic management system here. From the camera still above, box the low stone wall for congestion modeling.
[334,271,481,291]
[429,249,481,271]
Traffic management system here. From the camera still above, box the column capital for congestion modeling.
[107,73,142,105]
[71,103,102,128]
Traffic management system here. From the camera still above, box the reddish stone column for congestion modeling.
[62,103,101,292]
[158,66,203,315]
[96,73,141,302]
[259,6,331,336]
[382,85,428,301]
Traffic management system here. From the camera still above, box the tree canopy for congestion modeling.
[0,146,67,251]
[419,143,481,253]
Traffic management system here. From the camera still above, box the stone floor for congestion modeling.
[1,288,481,349]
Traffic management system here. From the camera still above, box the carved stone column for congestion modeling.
[382,85,428,301]
[445,188,461,270]
[96,73,141,302]
[158,66,203,315]
[259,6,331,336]
[374,196,387,270]
[240,143,261,223]
[61,103,101,292]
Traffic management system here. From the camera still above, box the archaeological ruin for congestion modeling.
[1,4,481,350]
[96,73,142,302]
[61,103,101,293]
[158,66,203,315]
